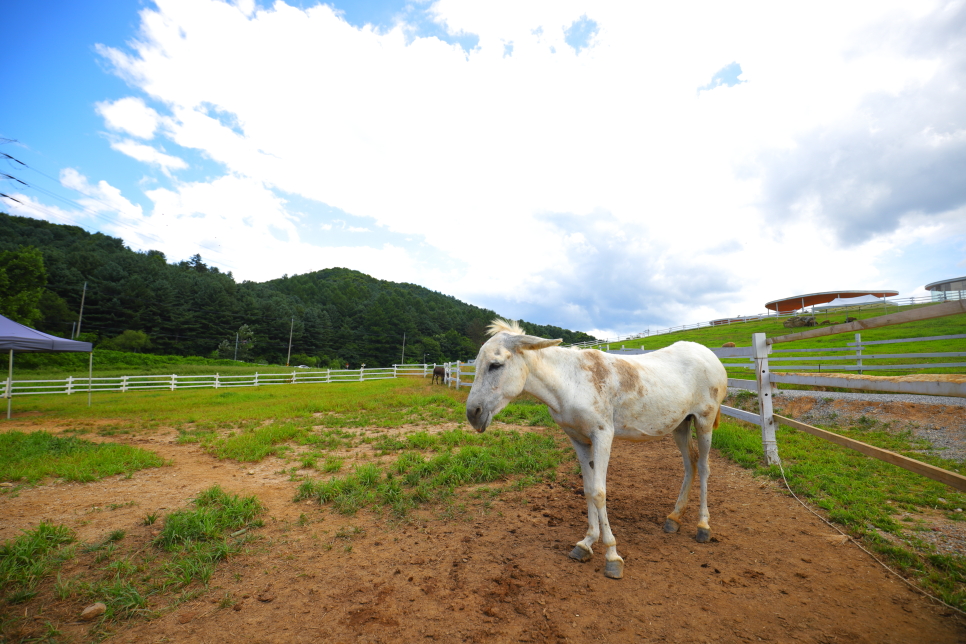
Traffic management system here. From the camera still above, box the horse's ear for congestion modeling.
[508,335,563,352]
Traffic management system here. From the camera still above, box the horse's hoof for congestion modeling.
[569,544,593,562]
[695,527,711,543]
[604,559,624,579]
[663,518,680,534]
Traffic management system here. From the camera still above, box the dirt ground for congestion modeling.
[3,408,966,643]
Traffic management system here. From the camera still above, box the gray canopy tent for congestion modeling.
[1,314,93,419]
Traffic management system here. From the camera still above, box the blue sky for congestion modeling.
[3,0,965,338]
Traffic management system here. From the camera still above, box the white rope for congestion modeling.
[776,461,966,618]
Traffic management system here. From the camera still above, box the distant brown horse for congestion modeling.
[432,366,445,385]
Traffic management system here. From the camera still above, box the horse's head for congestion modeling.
[465,319,561,432]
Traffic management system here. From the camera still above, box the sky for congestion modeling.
[2,0,965,339]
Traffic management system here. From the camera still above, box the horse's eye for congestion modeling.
[489,363,503,372]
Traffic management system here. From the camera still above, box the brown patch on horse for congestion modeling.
[614,359,646,396]
[709,386,719,400]
[713,407,721,430]
[580,351,611,394]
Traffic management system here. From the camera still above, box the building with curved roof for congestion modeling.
[925,276,966,301]
[764,290,898,313]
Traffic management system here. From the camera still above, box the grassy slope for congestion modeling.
[592,302,965,376]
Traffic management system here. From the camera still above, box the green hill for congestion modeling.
[0,212,597,368]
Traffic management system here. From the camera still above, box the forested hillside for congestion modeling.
[0,213,596,366]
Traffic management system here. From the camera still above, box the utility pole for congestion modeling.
[76,282,87,337]
[286,317,294,366]
[401,332,406,364]
[234,333,239,361]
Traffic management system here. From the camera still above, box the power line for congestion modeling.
[1,147,238,270]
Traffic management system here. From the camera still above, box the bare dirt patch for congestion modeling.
[2,419,965,643]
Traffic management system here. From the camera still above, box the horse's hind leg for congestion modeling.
[664,418,696,535]
[693,411,715,543]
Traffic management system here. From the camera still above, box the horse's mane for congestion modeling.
[487,318,524,337]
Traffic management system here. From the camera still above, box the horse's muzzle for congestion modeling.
[466,404,489,433]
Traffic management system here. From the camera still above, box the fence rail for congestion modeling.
[4,364,439,398]
[719,300,966,490]
[611,334,965,376]
[719,330,965,375]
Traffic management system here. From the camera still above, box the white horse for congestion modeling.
[465,319,727,579]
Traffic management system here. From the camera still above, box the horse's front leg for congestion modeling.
[567,437,599,563]
[568,431,624,579]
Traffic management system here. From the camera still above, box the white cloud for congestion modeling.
[109,139,188,174]
[321,220,371,233]
[96,97,162,139]
[2,193,82,227]
[80,0,966,331]
[140,175,422,281]
[60,168,144,222]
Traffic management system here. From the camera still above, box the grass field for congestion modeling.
[2,373,966,630]
[0,431,166,484]
[0,378,571,639]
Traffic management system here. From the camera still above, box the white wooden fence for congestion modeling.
[440,360,476,389]
[4,364,439,398]
[611,334,966,375]
[714,299,966,491]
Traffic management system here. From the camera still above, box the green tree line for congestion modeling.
[0,213,597,367]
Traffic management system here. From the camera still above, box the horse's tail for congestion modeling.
[713,406,721,430]
[688,417,699,475]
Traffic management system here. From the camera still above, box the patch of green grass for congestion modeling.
[176,427,218,445]
[297,429,568,516]
[0,523,76,604]
[25,505,261,641]
[300,428,355,450]
[495,399,558,427]
[206,423,303,461]
[713,420,966,609]
[156,485,263,549]
[0,431,165,484]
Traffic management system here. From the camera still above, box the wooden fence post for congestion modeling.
[455,361,461,389]
[326,368,330,384]
[66,376,73,396]
[170,374,177,391]
[215,373,220,389]
[292,370,297,384]
[753,332,781,465]
[855,333,863,375]
[254,372,259,387]
[121,375,128,393]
